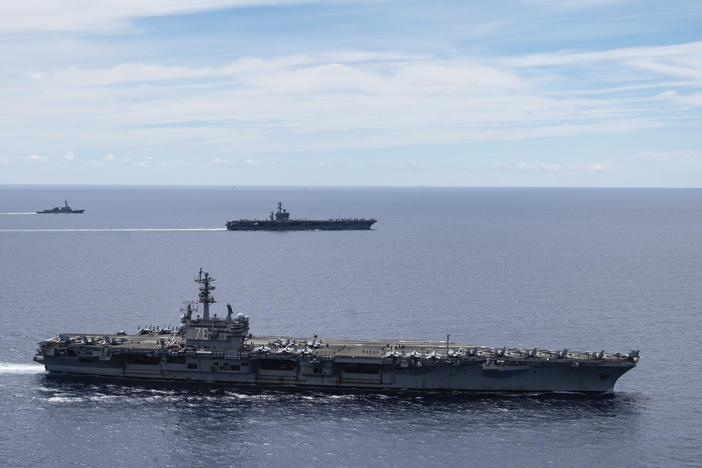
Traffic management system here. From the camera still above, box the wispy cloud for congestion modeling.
[496,161,605,173]
[636,149,702,161]
[0,1,312,33]
[521,0,634,10]
[133,158,191,168]
[210,157,239,167]
[27,154,48,163]
[657,90,702,107]
[497,161,565,172]
[10,47,678,154]
[1,1,701,186]
[506,41,702,82]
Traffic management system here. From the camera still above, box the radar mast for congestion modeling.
[195,268,216,320]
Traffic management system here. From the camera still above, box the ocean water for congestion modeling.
[0,186,700,467]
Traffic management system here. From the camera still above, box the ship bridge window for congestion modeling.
[187,363,198,369]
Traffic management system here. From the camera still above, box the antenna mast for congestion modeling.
[195,268,216,320]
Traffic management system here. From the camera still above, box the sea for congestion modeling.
[0,185,700,467]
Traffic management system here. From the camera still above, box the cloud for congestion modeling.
[507,41,702,67]
[15,35,701,156]
[27,154,48,163]
[34,56,524,94]
[316,161,349,169]
[497,161,607,173]
[98,153,134,164]
[496,161,564,172]
[0,1,311,33]
[522,0,632,9]
[133,156,190,168]
[636,150,702,161]
[506,41,702,82]
[16,39,683,155]
[89,160,105,166]
[1,1,701,187]
[133,156,151,167]
[210,158,239,167]
[589,163,605,173]
[3,8,701,181]
[455,163,480,171]
[0,157,8,165]
[657,90,702,107]
[64,151,76,160]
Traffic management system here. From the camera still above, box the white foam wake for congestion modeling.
[0,228,226,232]
[0,212,36,215]
[0,363,46,374]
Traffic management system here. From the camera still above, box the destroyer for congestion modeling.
[36,200,85,214]
[34,270,639,394]
[226,202,376,230]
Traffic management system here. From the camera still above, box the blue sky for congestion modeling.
[1,0,701,186]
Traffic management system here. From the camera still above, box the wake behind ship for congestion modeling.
[226,202,376,231]
[34,270,639,394]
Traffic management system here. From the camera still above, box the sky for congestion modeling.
[1,0,701,186]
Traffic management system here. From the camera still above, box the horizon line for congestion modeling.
[1,184,701,190]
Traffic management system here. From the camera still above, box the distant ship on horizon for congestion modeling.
[36,200,85,214]
[226,202,376,231]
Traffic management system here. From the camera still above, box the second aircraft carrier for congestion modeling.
[226,202,376,231]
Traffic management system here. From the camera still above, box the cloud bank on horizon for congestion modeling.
[1,0,701,186]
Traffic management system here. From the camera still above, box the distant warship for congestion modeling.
[37,200,84,214]
[34,270,639,394]
[226,202,376,231]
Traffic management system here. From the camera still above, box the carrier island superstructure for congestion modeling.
[34,270,639,394]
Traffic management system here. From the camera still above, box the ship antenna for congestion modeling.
[194,268,216,321]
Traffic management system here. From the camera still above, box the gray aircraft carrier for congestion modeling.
[34,270,639,394]
[226,202,376,231]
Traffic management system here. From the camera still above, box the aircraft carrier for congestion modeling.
[34,270,639,394]
[226,202,376,230]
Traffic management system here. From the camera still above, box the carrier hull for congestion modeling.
[226,219,376,230]
[37,209,84,214]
